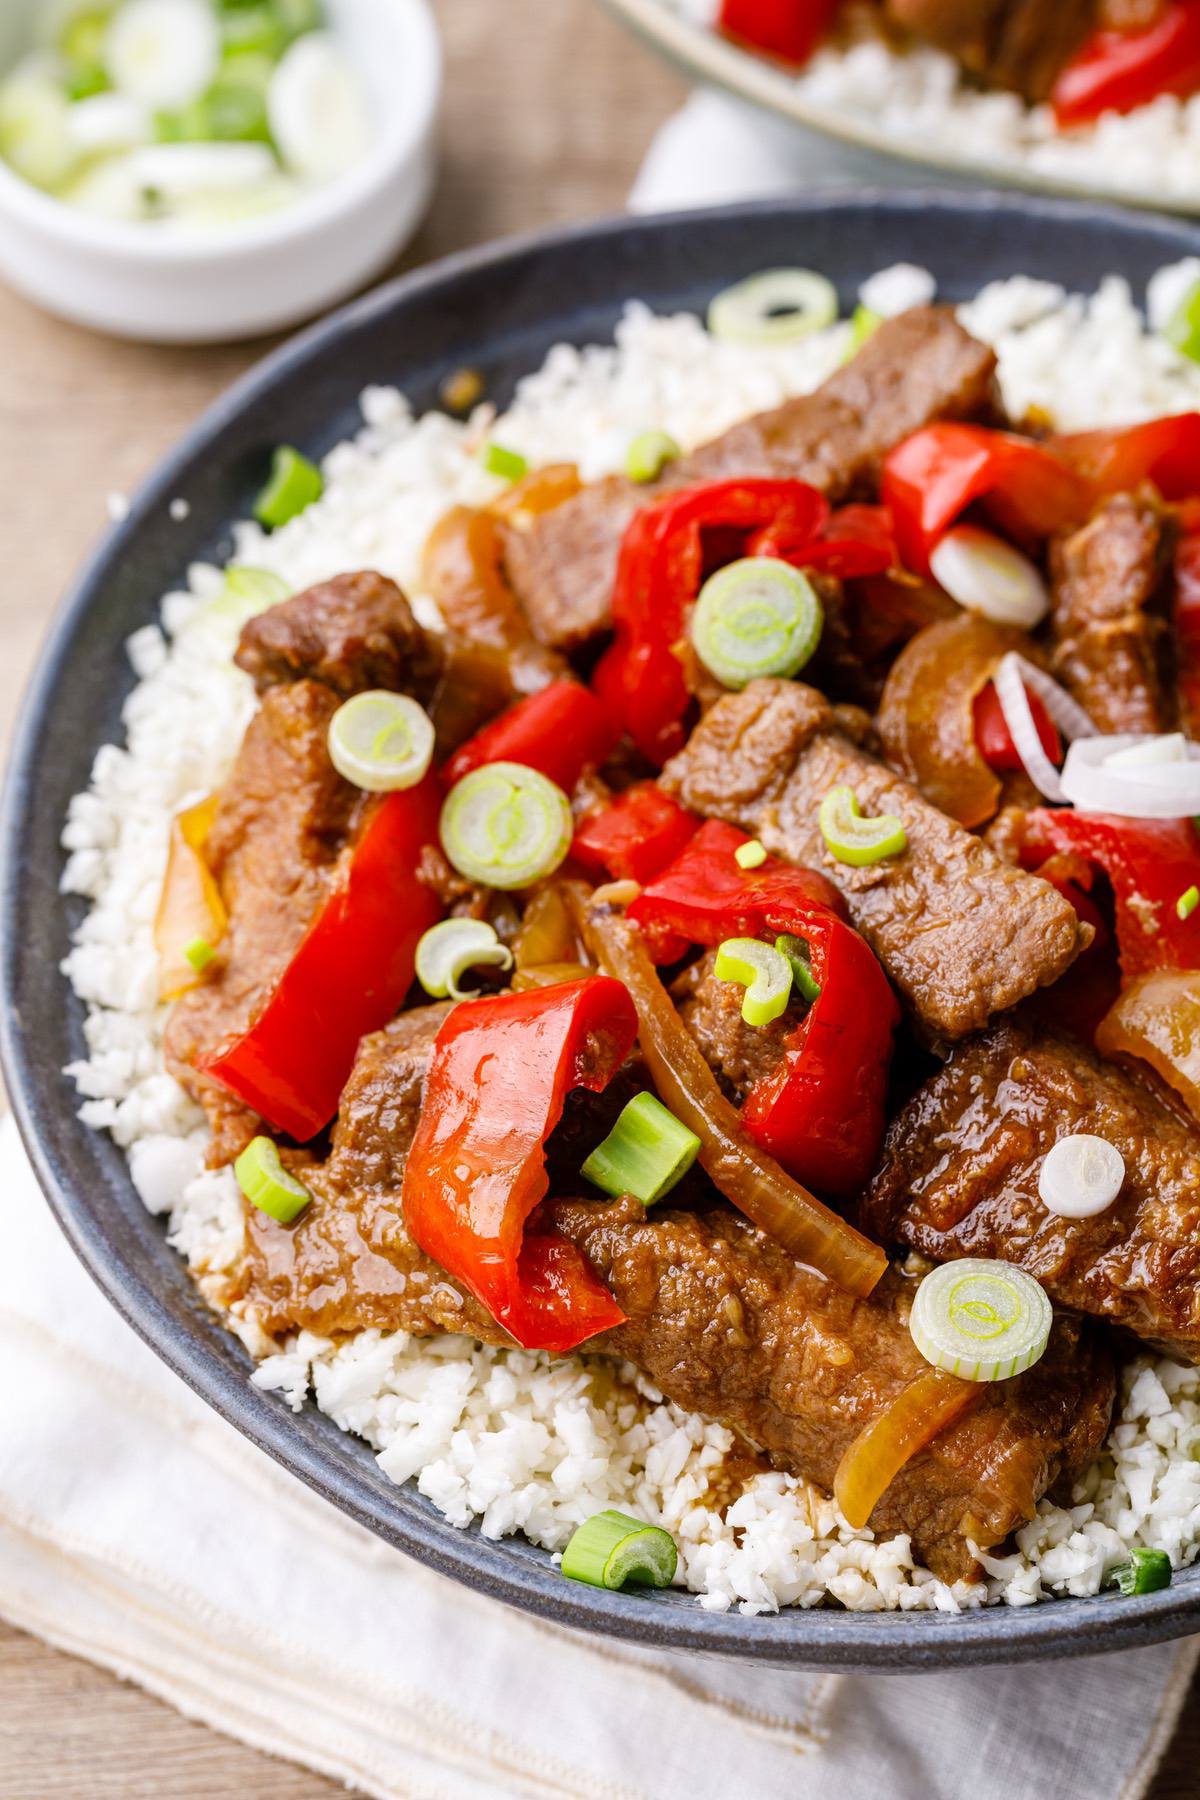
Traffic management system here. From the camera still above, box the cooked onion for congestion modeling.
[877,616,1025,827]
[833,1369,981,1531]
[1060,734,1200,819]
[1096,969,1200,1126]
[572,891,887,1299]
[992,653,1097,803]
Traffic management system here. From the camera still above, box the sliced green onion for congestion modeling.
[775,933,821,1005]
[254,445,324,529]
[1178,884,1199,921]
[818,785,907,867]
[328,691,435,793]
[215,564,291,623]
[735,838,767,871]
[909,1259,1052,1383]
[482,441,528,483]
[626,429,681,484]
[692,558,823,690]
[1164,278,1200,365]
[849,304,882,351]
[415,918,514,1001]
[219,5,289,59]
[440,761,573,891]
[560,1510,678,1591]
[708,268,839,346]
[235,1135,312,1225]
[1113,1547,1173,1597]
[714,937,792,1029]
[183,935,216,973]
[581,1091,701,1206]
[59,7,115,72]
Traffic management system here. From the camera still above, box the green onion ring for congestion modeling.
[560,1510,678,1591]
[818,785,907,867]
[328,691,435,793]
[626,429,681,484]
[254,445,324,529]
[692,557,823,690]
[581,1091,701,1206]
[707,268,839,346]
[415,917,515,1001]
[909,1259,1052,1383]
[440,760,573,891]
[235,1136,312,1225]
[714,937,793,1029]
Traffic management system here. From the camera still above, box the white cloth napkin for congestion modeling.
[0,1110,1197,1799]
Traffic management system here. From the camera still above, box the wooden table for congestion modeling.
[0,0,1195,1791]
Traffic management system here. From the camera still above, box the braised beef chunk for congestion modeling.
[863,1022,1200,1360]
[550,1197,1114,1582]
[164,679,358,1166]
[674,949,797,1104]
[235,1003,506,1342]
[662,679,1088,1041]
[235,570,444,701]
[882,0,1096,100]
[503,307,997,651]
[1049,492,1177,734]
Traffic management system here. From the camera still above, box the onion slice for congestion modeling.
[833,1369,981,1531]
[992,652,1097,802]
[1060,734,1200,819]
[929,525,1049,629]
[572,891,887,1299]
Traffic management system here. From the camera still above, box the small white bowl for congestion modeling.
[0,0,441,343]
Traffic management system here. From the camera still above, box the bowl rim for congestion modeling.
[0,0,442,264]
[599,0,1200,220]
[6,191,1200,1669]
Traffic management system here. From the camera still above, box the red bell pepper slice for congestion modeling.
[1052,4,1200,126]
[572,782,700,886]
[973,680,1062,774]
[882,424,1091,577]
[592,479,830,766]
[401,976,638,1352]
[749,503,897,581]
[201,773,444,1142]
[1023,810,1200,982]
[1053,414,1200,505]
[629,822,896,1195]
[443,680,619,793]
[718,0,838,64]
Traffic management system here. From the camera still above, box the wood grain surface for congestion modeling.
[0,0,1195,1792]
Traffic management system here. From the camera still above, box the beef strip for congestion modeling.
[661,679,1088,1041]
[502,307,997,651]
[236,1003,1114,1582]
[882,0,1096,100]
[1049,491,1177,734]
[164,679,360,1166]
[862,1020,1200,1360]
[236,571,445,702]
[553,1198,1113,1582]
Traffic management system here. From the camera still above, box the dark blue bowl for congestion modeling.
[5,193,1200,1669]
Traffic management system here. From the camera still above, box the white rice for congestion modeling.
[663,0,1200,206]
[60,262,1200,1614]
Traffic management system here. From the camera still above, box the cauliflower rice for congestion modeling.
[664,0,1200,207]
[61,262,1200,1616]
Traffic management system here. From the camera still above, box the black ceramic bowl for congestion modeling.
[6,194,1200,1670]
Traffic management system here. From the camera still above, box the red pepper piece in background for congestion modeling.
[1023,810,1200,983]
[444,680,619,793]
[1053,413,1200,505]
[718,0,838,64]
[202,773,444,1142]
[973,680,1062,775]
[401,976,638,1352]
[749,502,897,581]
[630,822,895,1195]
[592,479,830,766]
[572,782,700,887]
[1052,4,1200,126]
[882,424,1090,577]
